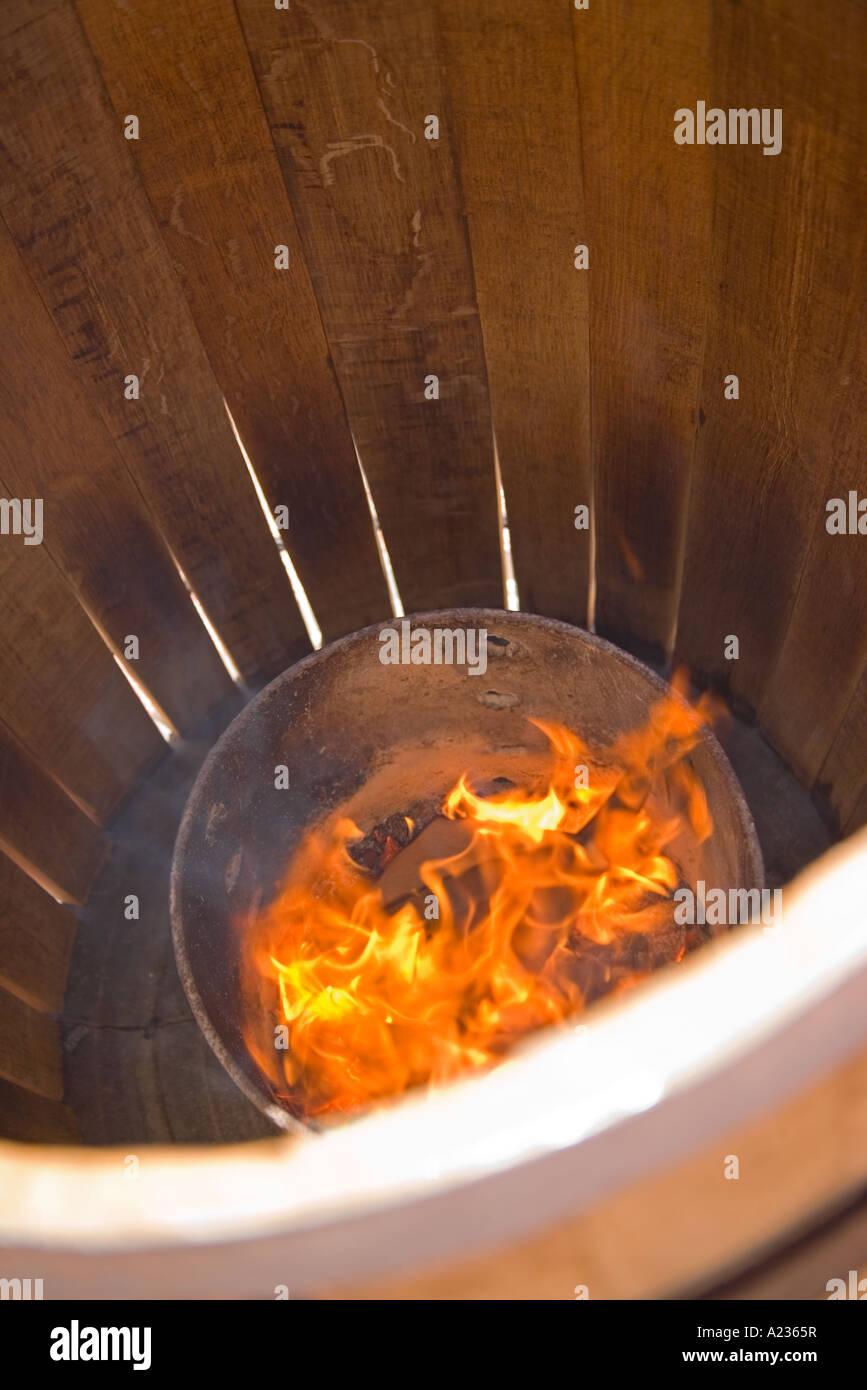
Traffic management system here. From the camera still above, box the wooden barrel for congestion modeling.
[0,0,864,1298]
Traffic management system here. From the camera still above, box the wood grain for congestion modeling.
[750,3,867,780]
[0,723,108,905]
[0,852,76,1013]
[76,0,390,642]
[0,983,63,1099]
[572,0,712,659]
[0,519,163,824]
[0,1077,79,1144]
[676,0,867,734]
[816,667,867,835]
[0,0,308,688]
[438,0,591,624]
[328,1035,867,1300]
[236,0,502,613]
[707,1194,867,1300]
[0,221,233,734]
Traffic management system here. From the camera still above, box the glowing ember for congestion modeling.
[239,683,718,1120]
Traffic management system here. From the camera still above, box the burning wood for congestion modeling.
[239,684,719,1121]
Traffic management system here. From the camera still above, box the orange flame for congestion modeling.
[239,682,718,1120]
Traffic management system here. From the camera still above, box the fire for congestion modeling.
[239,683,718,1120]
